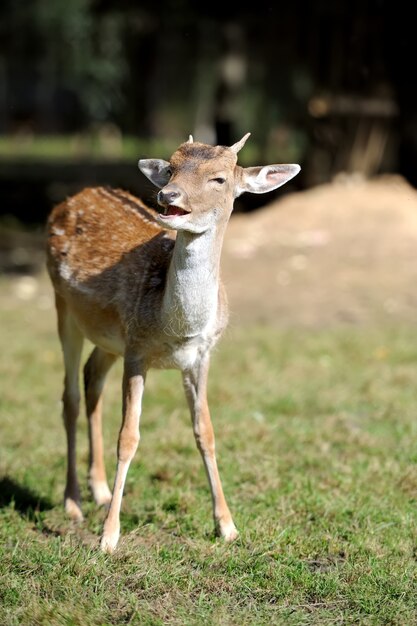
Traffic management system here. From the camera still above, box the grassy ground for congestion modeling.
[1,277,417,625]
[0,135,261,165]
[0,135,173,161]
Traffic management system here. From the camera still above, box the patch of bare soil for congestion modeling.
[223,175,417,326]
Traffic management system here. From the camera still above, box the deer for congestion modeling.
[46,133,300,553]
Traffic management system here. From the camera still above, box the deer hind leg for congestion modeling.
[182,356,238,542]
[101,357,145,553]
[84,347,117,506]
[56,294,84,521]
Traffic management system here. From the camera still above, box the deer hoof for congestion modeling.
[91,481,112,507]
[65,497,84,522]
[100,527,120,554]
[218,520,239,542]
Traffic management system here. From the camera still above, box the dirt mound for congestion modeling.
[223,175,417,326]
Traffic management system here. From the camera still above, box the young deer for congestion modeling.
[46,133,300,552]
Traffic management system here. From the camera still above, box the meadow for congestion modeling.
[1,276,417,625]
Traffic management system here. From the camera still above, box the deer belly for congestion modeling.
[83,324,125,356]
[67,295,125,356]
[150,336,208,370]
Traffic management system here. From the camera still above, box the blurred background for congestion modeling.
[1,0,417,325]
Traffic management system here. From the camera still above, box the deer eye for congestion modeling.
[165,167,172,177]
[210,177,226,185]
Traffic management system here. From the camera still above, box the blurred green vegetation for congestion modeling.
[0,134,173,161]
[0,133,266,165]
[0,1,414,214]
[1,1,396,179]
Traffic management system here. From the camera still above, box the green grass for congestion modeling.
[0,134,178,162]
[2,278,417,624]
[0,134,260,164]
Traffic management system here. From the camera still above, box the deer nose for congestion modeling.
[157,188,180,205]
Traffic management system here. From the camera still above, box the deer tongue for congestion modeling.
[164,205,188,216]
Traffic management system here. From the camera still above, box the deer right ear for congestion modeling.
[138,159,171,188]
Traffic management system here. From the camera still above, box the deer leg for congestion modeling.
[56,295,84,522]
[100,357,145,553]
[182,356,238,541]
[84,347,117,507]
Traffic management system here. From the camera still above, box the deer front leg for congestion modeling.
[100,357,145,553]
[84,347,117,506]
[182,356,238,542]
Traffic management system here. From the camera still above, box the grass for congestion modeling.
[0,134,261,165]
[1,276,417,624]
[0,134,179,162]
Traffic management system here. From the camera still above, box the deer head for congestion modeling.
[139,134,300,234]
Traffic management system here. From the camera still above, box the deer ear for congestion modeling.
[236,164,300,197]
[138,159,171,188]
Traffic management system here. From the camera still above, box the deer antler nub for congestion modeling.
[230,132,251,154]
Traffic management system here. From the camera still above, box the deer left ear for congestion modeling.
[138,159,171,188]
[236,164,300,197]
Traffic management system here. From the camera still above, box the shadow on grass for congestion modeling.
[0,476,53,520]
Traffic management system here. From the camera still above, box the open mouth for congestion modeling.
[158,204,190,217]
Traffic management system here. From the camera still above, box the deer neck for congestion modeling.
[161,221,227,338]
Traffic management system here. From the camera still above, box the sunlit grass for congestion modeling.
[1,277,417,624]
[0,134,177,161]
[0,134,261,164]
